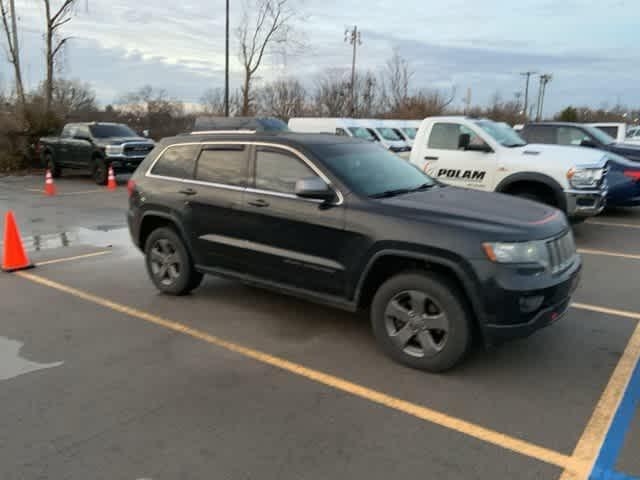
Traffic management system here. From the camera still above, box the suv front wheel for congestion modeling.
[370,272,472,372]
[144,227,203,295]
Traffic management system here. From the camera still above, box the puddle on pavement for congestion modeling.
[16,226,132,252]
[0,337,63,381]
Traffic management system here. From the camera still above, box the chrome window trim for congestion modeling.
[145,141,344,205]
[190,130,256,135]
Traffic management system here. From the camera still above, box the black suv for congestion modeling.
[127,132,581,372]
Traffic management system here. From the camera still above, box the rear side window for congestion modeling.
[150,145,199,179]
[61,125,76,138]
[255,147,318,194]
[521,126,555,144]
[428,123,482,150]
[557,127,590,146]
[195,146,248,186]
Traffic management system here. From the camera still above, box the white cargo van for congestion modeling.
[356,119,411,155]
[382,120,421,147]
[288,118,376,142]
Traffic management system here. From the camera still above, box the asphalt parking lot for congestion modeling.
[1,174,639,480]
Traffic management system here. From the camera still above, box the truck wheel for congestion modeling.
[144,227,203,296]
[92,158,108,185]
[370,272,472,372]
[44,154,62,178]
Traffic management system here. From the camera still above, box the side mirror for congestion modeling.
[458,133,470,149]
[466,143,493,153]
[580,139,597,148]
[295,177,334,201]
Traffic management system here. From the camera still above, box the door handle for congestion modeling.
[248,199,270,208]
[178,188,197,196]
[424,156,439,161]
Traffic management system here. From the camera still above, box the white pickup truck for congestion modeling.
[409,116,609,219]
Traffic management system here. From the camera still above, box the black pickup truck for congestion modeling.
[38,123,156,185]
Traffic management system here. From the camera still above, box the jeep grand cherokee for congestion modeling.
[127,132,581,372]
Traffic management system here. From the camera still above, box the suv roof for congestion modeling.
[193,116,289,132]
[163,131,366,149]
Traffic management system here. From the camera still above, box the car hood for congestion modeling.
[608,143,640,161]
[516,144,609,167]
[378,186,567,241]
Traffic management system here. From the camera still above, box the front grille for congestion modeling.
[547,231,576,274]
[123,143,154,157]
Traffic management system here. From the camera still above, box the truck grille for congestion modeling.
[547,231,576,274]
[123,143,154,157]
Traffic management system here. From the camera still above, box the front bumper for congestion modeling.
[475,256,582,346]
[107,155,146,173]
[565,187,607,218]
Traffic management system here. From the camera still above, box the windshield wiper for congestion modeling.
[370,183,435,198]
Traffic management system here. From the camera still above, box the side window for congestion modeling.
[76,125,90,139]
[557,127,590,146]
[195,146,247,187]
[61,125,73,138]
[522,126,555,144]
[255,147,319,194]
[428,123,483,150]
[335,128,348,136]
[150,145,199,179]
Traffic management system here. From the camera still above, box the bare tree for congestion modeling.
[257,77,306,120]
[200,88,226,116]
[50,79,97,118]
[311,69,351,117]
[236,0,297,115]
[383,49,413,112]
[0,0,26,111]
[42,0,79,114]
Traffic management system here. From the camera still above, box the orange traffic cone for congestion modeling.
[44,169,56,196]
[2,211,33,272]
[107,166,117,191]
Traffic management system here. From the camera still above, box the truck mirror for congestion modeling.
[458,133,471,149]
[580,139,597,148]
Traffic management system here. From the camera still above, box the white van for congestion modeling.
[356,119,411,155]
[381,120,421,147]
[288,118,376,142]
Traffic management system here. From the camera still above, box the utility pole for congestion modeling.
[536,73,552,121]
[345,25,361,116]
[520,71,536,121]
[464,87,472,115]
[224,0,230,117]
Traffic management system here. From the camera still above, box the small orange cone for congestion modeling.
[2,211,33,272]
[44,169,56,196]
[107,165,117,191]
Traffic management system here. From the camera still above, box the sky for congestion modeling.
[2,0,639,114]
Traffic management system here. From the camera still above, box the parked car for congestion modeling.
[626,126,640,145]
[128,130,581,372]
[409,117,609,220]
[359,119,412,156]
[589,123,627,143]
[519,122,640,207]
[381,120,422,147]
[38,122,155,184]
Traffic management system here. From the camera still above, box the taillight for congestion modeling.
[624,170,640,182]
[127,179,136,197]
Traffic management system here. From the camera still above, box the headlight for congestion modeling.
[105,145,123,156]
[567,167,604,189]
[483,240,549,268]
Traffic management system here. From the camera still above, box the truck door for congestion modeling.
[422,122,496,191]
[72,124,94,167]
[57,125,76,167]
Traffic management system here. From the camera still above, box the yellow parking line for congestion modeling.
[578,248,640,261]
[14,270,582,474]
[557,315,640,480]
[586,220,640,230]
[572,302,640,322]
[35,250,112,267]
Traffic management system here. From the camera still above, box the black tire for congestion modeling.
[44,153,61,178]
[144,227,203,295]
[370,271,472,372]
[92,157,108,185]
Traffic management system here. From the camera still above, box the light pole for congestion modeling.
[536,74,552,121]
[224,0,230,117]
[345,26,362,116]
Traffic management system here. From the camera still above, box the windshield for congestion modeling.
[348,127,375,141]
[474,120,526,147]
[402,128,417,139]
[583,125,616,145]
[90,124,138,138]
[377,127,403,141]
[311,142,435,197]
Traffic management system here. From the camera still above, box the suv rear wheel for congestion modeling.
[370,272,472,372]
[92,157,108,185]
[144,227,203,295]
